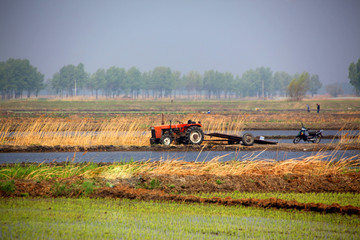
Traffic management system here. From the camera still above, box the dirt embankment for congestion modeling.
[0,143,359,153]
[2,172,360,216]
[136,173,360,194]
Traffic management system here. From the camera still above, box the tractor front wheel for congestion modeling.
[161,133,173,146]
[186,126,204,145]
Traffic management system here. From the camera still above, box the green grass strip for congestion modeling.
[0,198,359,240]
[192,192,360,207]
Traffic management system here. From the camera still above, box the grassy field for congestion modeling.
[1,98,360,113]
[1,156,359,239]
[1,198,359,240]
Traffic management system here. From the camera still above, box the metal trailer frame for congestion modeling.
[204,132,277,145]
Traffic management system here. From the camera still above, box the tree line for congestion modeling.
[348,58,360,96]
[48,64,323,100]
[3,57,350,100]
[0,59,44,99]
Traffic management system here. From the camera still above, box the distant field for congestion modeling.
[1,98,360,113]
[1,98,359,129]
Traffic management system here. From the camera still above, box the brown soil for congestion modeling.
[1,172,360,216]
[136,173,360,194]
[0,143,359,152]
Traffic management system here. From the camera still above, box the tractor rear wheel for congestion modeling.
[185,126,204,145]
[242,133,254,146]
[160,133,173,146]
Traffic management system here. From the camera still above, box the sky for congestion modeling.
[1,0,360,85]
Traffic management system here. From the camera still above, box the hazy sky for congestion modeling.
[1,0,359,84]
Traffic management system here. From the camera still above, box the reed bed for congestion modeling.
[0,117,150,146]
[0,114,246,146]
[0,155,358,182]
[79,147,358,179]
[185,114,245,133]
[1,112,358,146]
[110,154,358,178]
[338,130,360,144]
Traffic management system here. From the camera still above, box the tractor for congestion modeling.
[150,120,204,146]
[149,118,272,146]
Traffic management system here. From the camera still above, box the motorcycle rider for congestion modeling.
[302,126,309,141]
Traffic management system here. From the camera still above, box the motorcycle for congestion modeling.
[293,124,323,144]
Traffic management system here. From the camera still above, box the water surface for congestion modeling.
[0,150,358,164]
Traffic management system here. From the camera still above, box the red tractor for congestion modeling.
[150,120,204,146]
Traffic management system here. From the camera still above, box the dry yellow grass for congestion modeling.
[80,153,359,180]
[1,151,357,181]
[0,117,150,146]
[338,131,360,144]
[1,112,358,146]
[131,158,358,177]
[0,114,246,146]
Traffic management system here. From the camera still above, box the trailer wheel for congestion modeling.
[186,126,204,145]
[161,133,173,146]
[242,133,254,146]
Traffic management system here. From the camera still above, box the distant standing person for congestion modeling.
[306,104,310,112]
[317,104,320,113]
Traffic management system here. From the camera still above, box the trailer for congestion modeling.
[204,132,277,146]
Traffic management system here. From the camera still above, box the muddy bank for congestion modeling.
[136,173,360,194]
[4,172,359,195]
[0,143,359,153]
